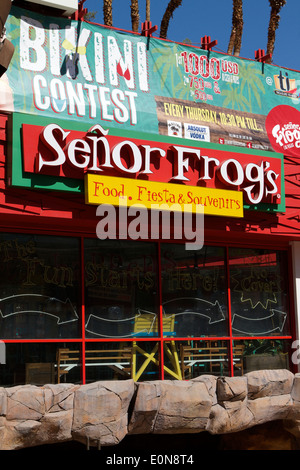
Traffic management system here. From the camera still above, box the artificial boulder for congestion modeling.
[72,380,135,447]
[1,370,300,449]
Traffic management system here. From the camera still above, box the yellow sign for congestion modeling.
[85,173,244,218]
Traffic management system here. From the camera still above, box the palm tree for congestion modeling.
[266,0,286,63]
[146,0,150,21]
[227,0,243,56]
[130,0,140,32]
[103,0,113,26]
[160,0,183,39]
[102,0,183,39]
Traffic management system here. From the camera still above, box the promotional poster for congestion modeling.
[3,5,300,157]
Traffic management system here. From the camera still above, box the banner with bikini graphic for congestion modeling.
[2,5,300,155]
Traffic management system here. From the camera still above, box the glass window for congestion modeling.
[0,234,293,386]
[0,342,82,386]
[229,248,290,337]
[160,244,228,337]
[178,340,230,379]
[0,234,81,339]
[233,339,291,375]
[85,341,160,382]
[84,240,159,338]
[56,343,82,384]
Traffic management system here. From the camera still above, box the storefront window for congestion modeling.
[84,239,159,339]
[229,247,290,337]
[234,339,291,374]
[0,342,82,386]
[176,340,231,379]
[161,244,228,337]
[0,235,293,386]
[0,234,81,339]
[85,340,160,383]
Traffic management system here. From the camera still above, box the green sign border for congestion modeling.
[8,112,286,213]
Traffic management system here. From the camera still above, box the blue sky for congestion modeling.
[84,0,300,71]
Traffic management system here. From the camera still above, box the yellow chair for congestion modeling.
[131,310,182,381]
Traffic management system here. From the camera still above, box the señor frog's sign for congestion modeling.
[9,113,285,214]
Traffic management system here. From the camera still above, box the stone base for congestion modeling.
[1,369,300,450]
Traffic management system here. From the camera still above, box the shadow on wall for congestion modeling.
[18,420,297,453]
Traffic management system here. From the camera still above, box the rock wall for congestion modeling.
[1,369,300,450]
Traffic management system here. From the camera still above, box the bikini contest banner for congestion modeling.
[3,5,300,157]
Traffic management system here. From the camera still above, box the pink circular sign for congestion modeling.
[266,105,300,157]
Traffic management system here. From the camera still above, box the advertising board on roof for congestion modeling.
[2,5,300,159]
